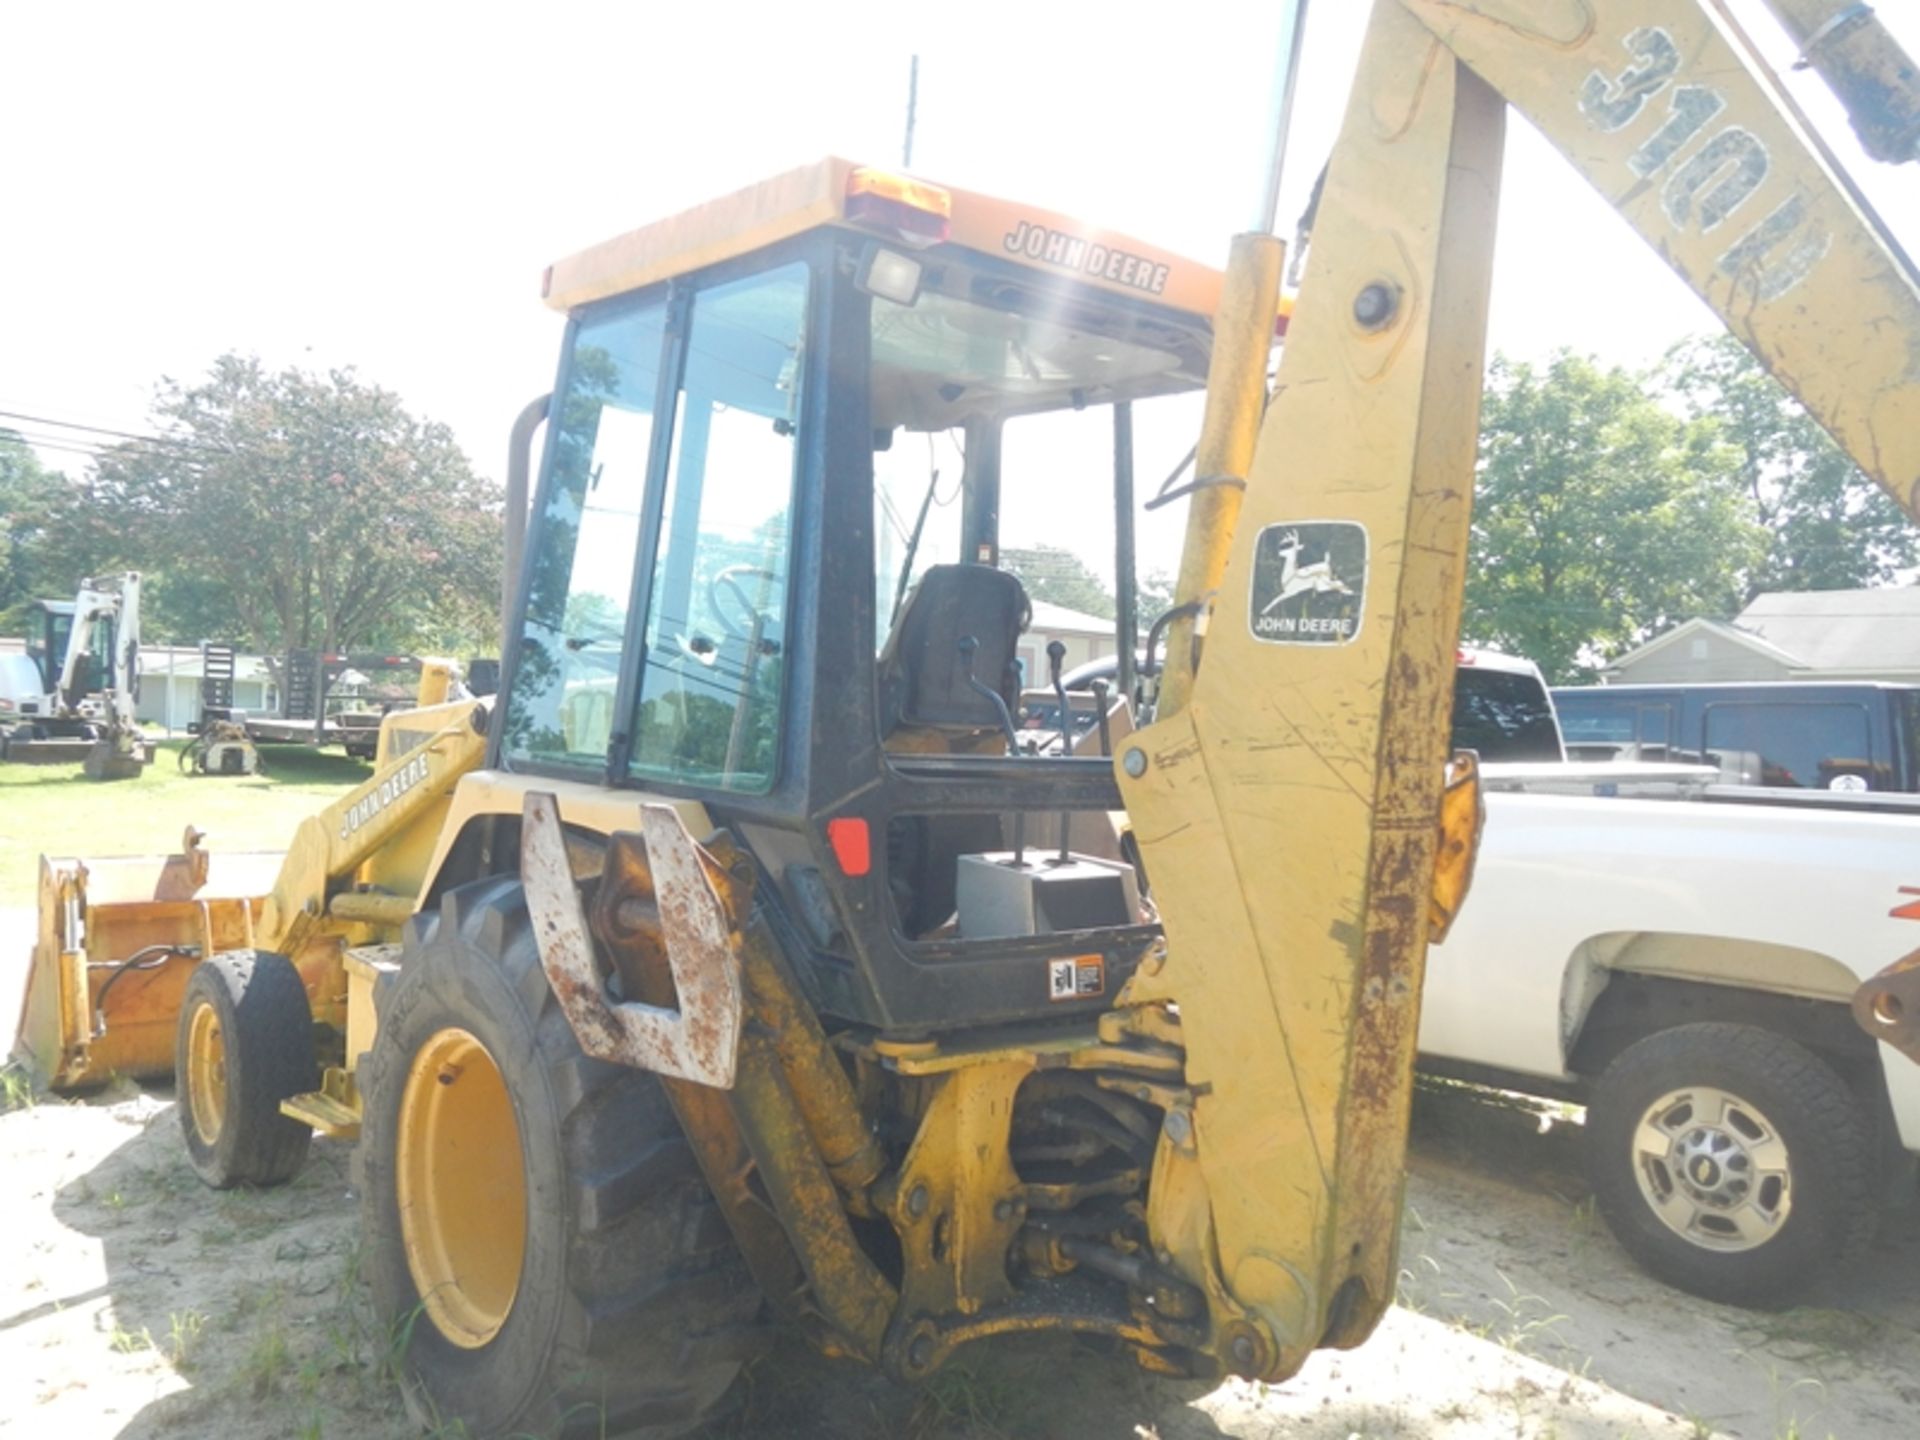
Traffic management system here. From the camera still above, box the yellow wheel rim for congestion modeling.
[186,1001,227,1147]
[395,1028,528,1349]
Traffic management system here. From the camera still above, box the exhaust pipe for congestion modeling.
[504,393,551,635]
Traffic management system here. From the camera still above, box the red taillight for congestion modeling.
[1456,648,1476,665]
[827,817,871,877]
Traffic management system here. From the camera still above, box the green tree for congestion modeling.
[1002,545,1116,620]
[87,355,502,659]
[1465,352,1760,684]
[1662,334,1917,598]
[1134,568,1176,633]
[0,430,87,631]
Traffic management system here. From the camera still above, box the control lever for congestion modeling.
[959,635,1027,867]
[1090,678,1113,756]
[1047,641,1072,866]
[1046,640,1072,757]
[958,635,1022,751]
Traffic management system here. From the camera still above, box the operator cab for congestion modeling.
[497,159,1223,1032]
[22,599,109,713]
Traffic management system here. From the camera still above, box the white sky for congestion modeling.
[2,1,1914,591]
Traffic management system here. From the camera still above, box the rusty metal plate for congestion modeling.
[1855,947,1920,1067]
[520,792,742,1088]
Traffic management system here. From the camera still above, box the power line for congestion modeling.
[0,407,228,457]
[7,435,162,465]
[4,429,210,471]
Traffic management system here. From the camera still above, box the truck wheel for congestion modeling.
[355,876,763,1439]
[1586,1022,1874,1306]
[175,950,317,1188]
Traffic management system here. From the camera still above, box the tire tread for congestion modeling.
[1586,1021,1874,1306]
[175,949,316,1188]
[357,876,762,1438]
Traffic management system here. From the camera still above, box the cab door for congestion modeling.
[499,250,817,806]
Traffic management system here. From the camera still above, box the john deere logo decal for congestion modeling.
[1249,521,1367,645]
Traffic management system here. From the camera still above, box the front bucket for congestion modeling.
[10,834,283,1092]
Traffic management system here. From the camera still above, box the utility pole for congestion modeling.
[903,55,919,168]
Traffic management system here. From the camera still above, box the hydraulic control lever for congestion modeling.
[960,634,1027,866]
[1046,640,1072,757]
[1047,641,1073,865]
[958,634,1022,751]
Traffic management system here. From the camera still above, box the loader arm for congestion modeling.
[254,699,492,955]
[1120,0,1920,1374]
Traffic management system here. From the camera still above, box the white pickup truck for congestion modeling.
[1422,709,1920,1306]
[1079,647,1917,1303]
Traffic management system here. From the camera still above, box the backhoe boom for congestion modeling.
[1121,0,1920,1370]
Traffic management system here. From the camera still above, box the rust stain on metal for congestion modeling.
[1855,946,1920,1067]
[519,792,743,1087]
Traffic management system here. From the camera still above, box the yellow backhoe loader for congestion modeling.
[11,1,1919,1435]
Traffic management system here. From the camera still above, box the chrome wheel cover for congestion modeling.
[1629,1085,1792,1253]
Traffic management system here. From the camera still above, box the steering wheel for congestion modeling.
[708,565,781,643]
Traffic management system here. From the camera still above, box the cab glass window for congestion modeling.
[1450,668,1563,762]
[867,256,1208,669]
[503,297,667,767]
[630,263,810,792]
[1702,701,1875,788]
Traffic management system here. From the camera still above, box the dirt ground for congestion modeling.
[4,1072,1914,1440]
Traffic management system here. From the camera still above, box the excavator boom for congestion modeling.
[1406,0,1920,511]
[1122,0,1919,1367]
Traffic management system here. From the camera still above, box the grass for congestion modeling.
[0,736,368,905]
[169,1309,207,1372]
[1737,1308,1879,1374]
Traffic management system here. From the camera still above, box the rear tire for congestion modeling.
[175,950,317,1188]
[355,876,763,1439]
[1586,1022,1874,1306]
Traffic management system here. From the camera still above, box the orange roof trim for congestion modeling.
[542,156,1228,321]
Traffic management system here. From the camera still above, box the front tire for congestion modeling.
[175,950,317,1188]
[1586,1022,1874,1306]
[355,876,763,1439]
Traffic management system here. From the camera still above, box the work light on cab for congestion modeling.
[854,243,924,306]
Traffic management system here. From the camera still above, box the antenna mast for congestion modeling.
[903,55,919,167]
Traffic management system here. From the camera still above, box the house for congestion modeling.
[135,645,279,732]
[1019,601,1118,685]
[1600,587,1920,685]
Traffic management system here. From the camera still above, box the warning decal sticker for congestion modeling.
[1048,955,1106,1002]
[1249,521,1367,646]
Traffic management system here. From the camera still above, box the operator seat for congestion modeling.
[879,563,1031,741]
[877,563,1031,938]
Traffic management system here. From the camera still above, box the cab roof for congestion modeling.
[542,155,1226,321]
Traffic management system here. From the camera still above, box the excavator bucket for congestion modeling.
[10,828,283,1092]
[81,737,150,781]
